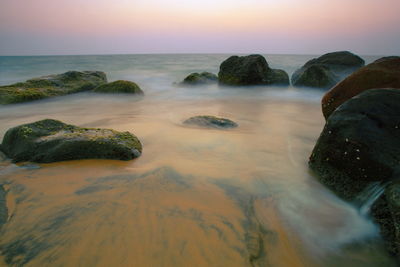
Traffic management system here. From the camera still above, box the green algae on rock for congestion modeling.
[94,80,144,94]
[183,115,238,129]
[0,119,142,163]
[0,71,107,104]
[218,54,289,86]
[180,72,218,85]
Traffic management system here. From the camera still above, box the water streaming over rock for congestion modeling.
[355,182,388,216]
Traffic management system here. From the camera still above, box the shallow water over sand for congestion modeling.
[0,54,394,266]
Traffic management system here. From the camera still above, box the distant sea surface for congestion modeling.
[0,54,395,267]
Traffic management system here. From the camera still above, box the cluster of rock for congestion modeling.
[180,51,366,89]
[0,71,143,104]
[309,56,400,261]
[180,54,289,86]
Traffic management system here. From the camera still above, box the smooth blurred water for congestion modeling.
[0,54,394,267]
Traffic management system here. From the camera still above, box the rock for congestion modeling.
[0,185,7,227]
[309,89,400,259]
[183,116,238,129]
[292,51,364,89]
[322,56,400,119]
[0,71,107,104]
[0,119,142,163]
[218,54,289,86]
[94,80,144,94]
[181,72,218,85]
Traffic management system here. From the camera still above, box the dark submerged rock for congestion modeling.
[309,89,400,259]
[292,51,365,89]
[322,56,400,119]
[0,71,107,104]
[94,80,144,94]
[181,72,218,85]
[183,116,238,129]
[218,54,289,86]
[0,119,142,163]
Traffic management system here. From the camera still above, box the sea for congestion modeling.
[0,54,395,266]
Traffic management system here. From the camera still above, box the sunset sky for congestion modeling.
[1,0,399,55]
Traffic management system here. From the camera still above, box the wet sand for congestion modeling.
[0,94,395,266]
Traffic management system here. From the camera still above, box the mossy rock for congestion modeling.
[0,71,107,104]
[181,72,218,85]
[218,55,289,86]
[183,115,238,129]
[291,51,364,89]
[0,119,142,163]
[94,80,144,94]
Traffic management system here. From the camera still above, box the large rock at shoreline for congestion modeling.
[94,80,144,94]
[309,89,400,259]
[0,119,142,163]
[218,55,289,86]
[0,71,107,104]
[183,116,238,129]
[180,72,218,85]
[322,56,400,119]
[292,51,364,89]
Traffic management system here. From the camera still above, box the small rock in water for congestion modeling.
[0,119,142,163]
[180,72,218,85]
[183,115,238,129]
[94,80,144,94]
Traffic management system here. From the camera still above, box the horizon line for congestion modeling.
[0,52,391,57]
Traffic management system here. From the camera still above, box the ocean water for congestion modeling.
[0,54,395,266]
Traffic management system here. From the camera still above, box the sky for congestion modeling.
[0,0,399,55]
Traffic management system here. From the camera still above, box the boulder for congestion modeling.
[0,119,142,163]
[0,71,107,104]
[292,51,364,89]
[322,56,400,119]
[94,80,144,94]
[183,116,238,129]
[180,72,218,85]
[218,55,289,86]
[309,89,400,259]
